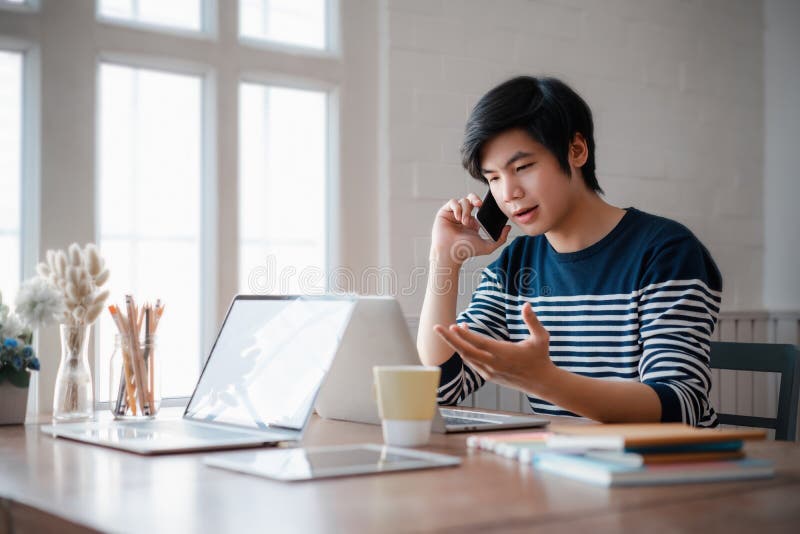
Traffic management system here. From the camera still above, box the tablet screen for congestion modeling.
[205,444,460,481]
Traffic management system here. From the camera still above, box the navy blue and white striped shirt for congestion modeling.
[437,207,722,427]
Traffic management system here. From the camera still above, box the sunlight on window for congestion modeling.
[0,51,22,302]
[239,0,326,50]
[98,0,202,32]
[239,83,327,295]
[98,63,202,400]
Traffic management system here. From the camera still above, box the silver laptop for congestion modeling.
[315,296,549,433]
[41,295,357,454]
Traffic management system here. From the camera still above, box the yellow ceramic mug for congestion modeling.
[373,365,441,447]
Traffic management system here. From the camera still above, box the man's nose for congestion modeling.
[501,176,523,202]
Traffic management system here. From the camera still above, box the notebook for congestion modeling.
[467,430,751,464]
[41,295,356,454]
[533,452,774,487]
[545,423,767,451]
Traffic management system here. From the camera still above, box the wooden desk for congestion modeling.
[1,415,799,533]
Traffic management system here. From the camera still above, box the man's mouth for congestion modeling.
[513,205,539,218]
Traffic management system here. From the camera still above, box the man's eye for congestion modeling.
[516,163,534,172]
[486,176,499,182]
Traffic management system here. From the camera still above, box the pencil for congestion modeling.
[108,305,137,415]
[136,305,145,338]
[108,305,127,415]
[144,306,155,414]
[122,307,139,415]
[154,301,164,330]
[125,295,151,416]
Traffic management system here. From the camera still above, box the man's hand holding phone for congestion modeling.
[431,192,511,265]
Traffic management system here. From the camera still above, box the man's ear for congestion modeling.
[568,133,589,168]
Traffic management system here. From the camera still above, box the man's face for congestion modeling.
[479,128,583,236]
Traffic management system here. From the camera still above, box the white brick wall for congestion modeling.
[764,0,800,311]
[383,0,766,316]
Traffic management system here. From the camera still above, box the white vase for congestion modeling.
[52,324,94,421]
[0,381,29,425]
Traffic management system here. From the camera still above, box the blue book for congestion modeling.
[626,440,743,454]
[533,451,774,487]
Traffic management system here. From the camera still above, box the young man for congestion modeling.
[417,76,721,427]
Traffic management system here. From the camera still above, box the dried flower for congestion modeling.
[35,242,110,327]
[0,313,25,340]
[14,277,66,330]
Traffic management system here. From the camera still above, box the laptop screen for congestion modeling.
[184,296,355,431]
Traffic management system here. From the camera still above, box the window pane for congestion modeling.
[98,0,202,32]
[0,51,21,303]
[98,63,202,401]
[239,83,327,294]
[239,0,326,50]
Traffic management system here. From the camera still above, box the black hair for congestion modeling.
[461,76,602,194]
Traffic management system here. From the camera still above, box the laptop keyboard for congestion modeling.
[443,416,497,426]
[440,409,506,426]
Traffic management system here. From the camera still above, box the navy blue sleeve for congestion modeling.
[637,224,722,427]
[437,264,510,406]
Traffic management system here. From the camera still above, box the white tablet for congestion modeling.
[204,443,461,481]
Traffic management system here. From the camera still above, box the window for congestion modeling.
[238,83,328,294]
[97,62,203,400]
[98,0,203,32]
[0,50,22,301]
[239,0,327,50]
[2,0,350,415]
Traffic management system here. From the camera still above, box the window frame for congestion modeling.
[0,0,39,14]
[0,47,24,291]
[0,35,41,412]
[86,9,341,409]
[237,71,340,295]
[93,52,218,406]
[0,0,362,419]
[94,0,218,40]
[237,0,341,57]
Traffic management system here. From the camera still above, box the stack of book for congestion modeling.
[467,423,774,487]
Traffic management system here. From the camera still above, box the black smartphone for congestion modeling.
[475,190,508,242]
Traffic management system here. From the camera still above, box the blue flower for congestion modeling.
[3,338,18,348]
[28,357,40,371]
[11,355,23,370]
[22,346,33,358]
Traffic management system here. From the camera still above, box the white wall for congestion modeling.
[381,0,766,320]
[763,0,800,311]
